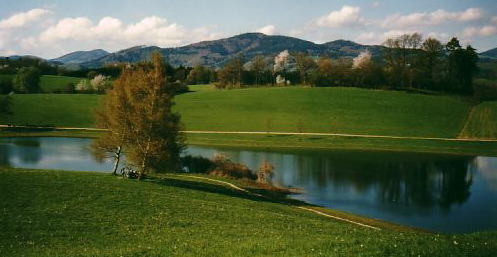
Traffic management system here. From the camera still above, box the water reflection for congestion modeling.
[187,146,497,232]
[0,137,113,172]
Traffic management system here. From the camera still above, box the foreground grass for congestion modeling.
[459,102,497,139]
[1,168,496,257]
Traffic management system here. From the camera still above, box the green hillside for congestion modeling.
[4,94,98,127]
[176,87,472,138]
[1,87,478,139]
[1,168,495,257]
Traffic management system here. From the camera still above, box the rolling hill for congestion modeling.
[78,33,384,68]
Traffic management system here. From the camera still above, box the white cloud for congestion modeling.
[0,8,52,29]
[257,25,276,35]
[20,15,221,57]
[380,8,484,29]
[462,26,497,37]
[371,1,380,8]
[356,29,417,45]
[315,6,364,28]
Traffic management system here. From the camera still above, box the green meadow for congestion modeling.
[39,75,85,92]
[3,85,497,155]
[1,168,495,257]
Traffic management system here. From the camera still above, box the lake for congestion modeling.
[1,137,496,233]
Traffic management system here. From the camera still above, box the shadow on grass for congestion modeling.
[147,176,309,207]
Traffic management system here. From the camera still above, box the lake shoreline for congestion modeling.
[2,129,497,157]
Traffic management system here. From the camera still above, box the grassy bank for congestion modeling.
[1,168,495,256]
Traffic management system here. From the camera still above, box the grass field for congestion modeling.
[177,87,473,138]
[459,102,497,139]
[39,75,85,92]
[1,168,495,257]
[3,94,98,127]
[2,86,497,154]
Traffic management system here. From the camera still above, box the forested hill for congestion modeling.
[76,33,385,68]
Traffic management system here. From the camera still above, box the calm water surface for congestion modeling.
[1,137,496,233]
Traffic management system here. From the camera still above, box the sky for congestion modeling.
[1,0,496,59]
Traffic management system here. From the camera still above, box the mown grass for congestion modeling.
[459,102,497,139]
[39,75,85,92]
[1,168,495,257]
[176,87,472,138]
[2,87,474,138]
[3,94,98,127]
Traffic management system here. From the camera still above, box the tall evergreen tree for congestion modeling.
[446,37,478,95]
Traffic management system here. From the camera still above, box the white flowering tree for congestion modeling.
[352,50,372,69]
[91,75,111,93]
[76,79,92,93]
[273,50,290,74]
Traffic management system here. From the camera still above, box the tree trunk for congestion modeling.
[111,146,122,176]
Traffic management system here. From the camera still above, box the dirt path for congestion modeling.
[2,125,496,142]
[175,174,381,230]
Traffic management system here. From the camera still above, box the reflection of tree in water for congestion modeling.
[0,144,11,166]
[377,160,474,212]
[295,153,475,211]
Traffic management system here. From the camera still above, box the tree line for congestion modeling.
[0,33,491,97]
[209,35,481,96]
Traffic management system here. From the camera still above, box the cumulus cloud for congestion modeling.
[315,6,364,28]
[257,24,276,35]
[356,29,417,45]
[380,8,484,29]
[462,26,497,37]
[0,8,52,29]
[18,15,221,57]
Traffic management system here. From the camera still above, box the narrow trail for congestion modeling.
[174,174,381,231]
[2,125,496,142]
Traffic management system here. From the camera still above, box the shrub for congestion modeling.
[209,154,256,180]
[63,83,76,94]
[256,160,275,185]
[181,155,212,173]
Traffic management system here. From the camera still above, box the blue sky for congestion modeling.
[1,0,496,58]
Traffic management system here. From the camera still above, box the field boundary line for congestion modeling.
[183,130,497,142]
[2,125,497,142]
[173,174,380,230]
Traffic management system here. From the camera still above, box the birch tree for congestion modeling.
[92,52,184,179]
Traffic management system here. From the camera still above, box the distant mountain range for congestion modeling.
[51,49,109,64]
[2,33,496,68]
[60,33,387,68]
[479,47,497,59]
